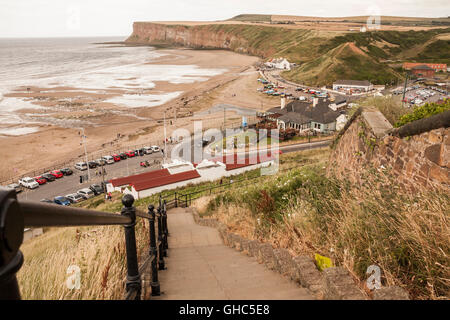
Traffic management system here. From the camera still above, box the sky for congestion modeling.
[1,0,449,38]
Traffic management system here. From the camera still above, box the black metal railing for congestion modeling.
[0,187,168,300]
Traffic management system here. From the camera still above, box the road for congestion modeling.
[17,139,331,202]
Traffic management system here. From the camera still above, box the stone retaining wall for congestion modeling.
[328,108,449,190]
[190,208,409,300]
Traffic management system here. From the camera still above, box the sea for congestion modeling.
[0,37,226,136]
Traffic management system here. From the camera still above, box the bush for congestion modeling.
[394,99,450,127]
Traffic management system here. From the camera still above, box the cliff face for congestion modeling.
[126,22,270,57]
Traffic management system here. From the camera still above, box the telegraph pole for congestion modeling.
[163,110,167,164]
[80,128,90,181]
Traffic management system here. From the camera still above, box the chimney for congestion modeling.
[281,96,286,109]
[313,97,318,107]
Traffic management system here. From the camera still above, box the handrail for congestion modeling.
[0,187,169,300]
[20,200,131,227]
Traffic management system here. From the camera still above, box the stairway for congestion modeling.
[152,207,314,300]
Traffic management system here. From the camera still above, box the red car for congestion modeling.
[50,170,63,178]
[126,150,135,157]
[34,176,47,185]
[112,154,121,162]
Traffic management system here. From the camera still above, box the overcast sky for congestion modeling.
[1,0,449,38]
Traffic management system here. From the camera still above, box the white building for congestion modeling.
[106,156,276,200]
[332,80,373,92]
[265,58,291,70]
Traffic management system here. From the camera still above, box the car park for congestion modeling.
[89,184,104,195]
[40,198,53,204]
[42,173,56,182]
[34,176,47,185]
[19,177,39,189]
[77,188,95,199]
[60,168,73,176]
[54,196,71,206]
[66,193,84,204]
[50,170,64,179]
[112,154,121,162]
[75,162,88,171]
[102,156,114,164]
[6,183,22,193]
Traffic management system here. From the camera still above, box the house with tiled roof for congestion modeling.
[266,99,347,133]
[403,62,447,72]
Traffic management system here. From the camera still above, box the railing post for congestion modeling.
[147,205,160,296]
[174,192,178,208]
[0,188,24,300]
[157,206,165,270]
[162,201,168,255]
[121,194,141,300]
[163,200,169,236]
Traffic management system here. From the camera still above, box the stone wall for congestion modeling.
[328,108,449,191]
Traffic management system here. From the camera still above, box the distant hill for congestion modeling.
[127,21,450,86]
[229,14,450,27]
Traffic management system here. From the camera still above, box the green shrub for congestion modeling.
[394,99,450,127]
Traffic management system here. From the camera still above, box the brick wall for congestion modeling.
[328,108,449,191]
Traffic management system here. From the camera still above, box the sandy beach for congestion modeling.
[1,48,280,182]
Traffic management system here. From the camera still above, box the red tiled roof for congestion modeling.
[132,170,200,191]
[109,168,170,187]
[403,62,447,70]
[207,153,276,171]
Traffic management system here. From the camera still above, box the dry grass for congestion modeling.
[195,148,449,299]
[18,218,149,300]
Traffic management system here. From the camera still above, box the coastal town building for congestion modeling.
[403,62,447,72]
[265,98,347,133]
[410,64,435,78]
[332,80,373,92]
[264,58,291,70]
[106,157,275,199]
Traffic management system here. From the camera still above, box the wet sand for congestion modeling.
[1,48,280,182]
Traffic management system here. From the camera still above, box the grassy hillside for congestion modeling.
[195,148,449,300]
[195,25,449,86]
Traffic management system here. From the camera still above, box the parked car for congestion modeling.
[137,148,145,156]
[19,177,39,189]
[40,198,53,204]
[151,145,160,152]
[77,188,95,199]
[143,146,153,154]
[60,168,73,176]
[34,176,47,185]
[50,170,64,179]
[54,196,71,206]
[112,154,121,162]
[95,158,107,166]
[89,184,104,195]
[125,150,135,157]
[74,162,88,171]
[42,173,56,182]
[119,152,128,160]
[88,161,98,169]
[102,156,114,164]
[66,193,84,204]
[6,183,22,193]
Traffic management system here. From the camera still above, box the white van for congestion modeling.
[143,146,153,154]
[102,155,114,164]
[74,162,88,171]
